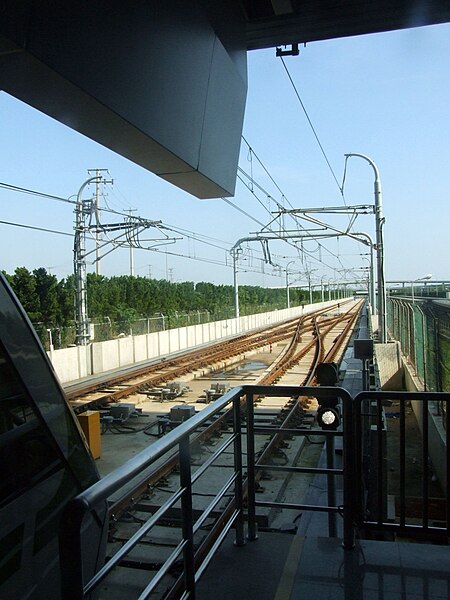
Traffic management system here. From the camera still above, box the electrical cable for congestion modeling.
[0,181,77,205]
[0,219,73,237]
[0,170,355,282]
[236,166,350,268]
[279,56,343,196]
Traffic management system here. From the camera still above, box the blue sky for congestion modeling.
[0,22,448,289]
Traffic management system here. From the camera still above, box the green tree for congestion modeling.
[10,267,40,322]
[33,267,59,326]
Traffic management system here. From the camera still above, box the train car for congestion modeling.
[0,273,107,599]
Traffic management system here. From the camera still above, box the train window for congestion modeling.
[0,349,63,508]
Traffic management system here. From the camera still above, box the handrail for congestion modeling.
[60,385,246,600]
[242,385,355,549]
[59,384,355,599]
[60,385,450,599]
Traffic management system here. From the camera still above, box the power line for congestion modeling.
[235,168,345,268]
[149,247,277,277]
[241,137,291,208]
[279,56,344,199]
[160,223,231,252]
[221,196,269,229]
[0,219,73,237]
[0,173,351,280]
[0,182,77,205]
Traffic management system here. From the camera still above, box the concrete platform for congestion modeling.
[196,531,450,600]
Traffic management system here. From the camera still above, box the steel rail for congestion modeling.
[107,301,362,518]
[106,301,364,600]
[68,302,352,410]
[166,301,364,598]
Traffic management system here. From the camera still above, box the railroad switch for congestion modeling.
[203,381,231,403]
[157,405,196,435]
[147,381,191,402]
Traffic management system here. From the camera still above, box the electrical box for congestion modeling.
[110,403,135,422]
[354,339,374,360]
[77,411,101,459]
[316,362,339,386]
[170,405,196,423]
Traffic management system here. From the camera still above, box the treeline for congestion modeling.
[3,267,309,329]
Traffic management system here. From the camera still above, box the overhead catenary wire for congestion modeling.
[235,167,347,270]
[241,137,290,208]
[0,176,281,269]
[0,179,278,277]
[0,219,73,237]
[278,57,357,233]
[0,166,354,283]
[0,181,77,205]
[279,56,344,199]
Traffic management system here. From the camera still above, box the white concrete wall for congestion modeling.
[50,298,343,385]
[374,341,404,390]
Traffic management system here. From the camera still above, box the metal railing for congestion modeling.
[387,297,450,394]
[59,385,355,599]
[59,386,450,599]
[243,385,355,549]
[60,387,247,600]
[353,390,450,540]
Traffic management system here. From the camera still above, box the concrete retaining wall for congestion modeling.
[404,358,447,490]
[49,299,343,385]
[374,341,404,390]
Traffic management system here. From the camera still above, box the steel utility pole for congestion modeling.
[232,247,240,318]
[74,182,177,346]
[126,208,137,276]
[345,153,386,342]
[87,168,112,275]
[74,175,102,346]
[285,260,296,309]
[230,235,279,319]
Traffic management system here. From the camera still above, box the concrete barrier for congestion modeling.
[50,298,344,385]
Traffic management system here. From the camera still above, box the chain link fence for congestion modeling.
[387,296,450,400]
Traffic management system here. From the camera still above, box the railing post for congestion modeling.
[233,393,245,547]
[179,436,196,598]
[446,398,450,538]
[342,393,355,550]
[326,435,337,537]
[422,397,429,530]
[245,392,258,541]
[59,499,88,600]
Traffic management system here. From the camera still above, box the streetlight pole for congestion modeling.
[412,274,432,303]
[345,153,386,342]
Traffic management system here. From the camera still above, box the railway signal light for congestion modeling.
[317,402,340,430]
[316,362,340,430]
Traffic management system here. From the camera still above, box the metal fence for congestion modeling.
[33,302,312,351]
[387,297,450,393]
[59,385,355,600]
[354,390,450,541]
[34,311,216,350]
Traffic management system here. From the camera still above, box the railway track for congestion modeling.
[67,301,353,413]
[80,299,364,598]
